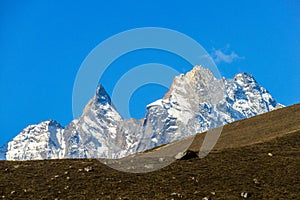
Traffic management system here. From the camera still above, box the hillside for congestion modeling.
[0,104,299,199]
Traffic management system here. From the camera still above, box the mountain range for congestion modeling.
[0,66,283,160]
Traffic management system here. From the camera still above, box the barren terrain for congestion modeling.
[0,104,299,199]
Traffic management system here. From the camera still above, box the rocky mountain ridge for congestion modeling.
[0,66,283,160]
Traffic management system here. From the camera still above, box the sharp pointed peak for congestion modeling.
[95,84,111,105]
[96,84,105,94]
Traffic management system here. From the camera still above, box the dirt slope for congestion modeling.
[189,103,300,152]
[0,104,299,199]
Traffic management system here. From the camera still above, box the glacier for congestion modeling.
[0,66,283,160]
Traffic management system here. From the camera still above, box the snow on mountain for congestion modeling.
[1,66,284,160]
[134,66,282,154]
[139,66,226,147]
[5,120,64,160]
[62,85,122,159]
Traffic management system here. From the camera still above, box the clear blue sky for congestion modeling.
[1,0,299,146]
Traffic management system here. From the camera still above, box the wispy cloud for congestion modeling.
[211,45,244,64]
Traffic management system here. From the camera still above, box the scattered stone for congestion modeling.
[171,192,183,198]
[172,176,176,180]
[54,175,59,178]
[78,169,83,172]
[84,166,93,172]
[174,150,198,160]
[64,171,68,175]
[23,189,27,192]
[66,176,70,180]
[4,168,8,172]
[191,176,199,182]
[253,178,260,185]
[158,157,165,162]
[268,153,273,157]
[68,165,72,169]
[10,191,15,195]
[117,197,129,200]
[1,196,5,199]
[126,166,135,170]
[144,164,154,169]
[210,191,216,195]
[64,186,69,190]
[241,192,251,198]
[13,165,20,169]
[193,191,200,194]
[202,196,211,200]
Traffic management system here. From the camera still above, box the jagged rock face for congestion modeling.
[114,118,144,158]
[62,85,122,159]
[140,66,226,150]
[5,120,64,160]
[135,67,282,154]
[1,66,284,160]
[226,73,281,117]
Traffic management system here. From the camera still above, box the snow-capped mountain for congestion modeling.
[62,85,122,158]
[5,120,64,160]
[0,66,283,160]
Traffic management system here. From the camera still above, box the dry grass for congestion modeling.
[0,104,299,199]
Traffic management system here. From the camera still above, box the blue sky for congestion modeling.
[0,0,299,146]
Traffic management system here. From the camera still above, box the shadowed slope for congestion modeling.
[0,104,299,199]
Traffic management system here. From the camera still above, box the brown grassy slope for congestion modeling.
[0,104,299,200]
[188,103,300,152]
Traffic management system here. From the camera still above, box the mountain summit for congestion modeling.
[0,66,283,160]
[95,84,112,105]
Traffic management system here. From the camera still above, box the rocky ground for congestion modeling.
[0,104,299,200]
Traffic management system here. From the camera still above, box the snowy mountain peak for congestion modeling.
[164,65,225,105]
[185,65,215,80]
[233,72,257,86]
[1,66,284,161]
[95,84,112,105]
[6,120,65,160]
[21,120,63,135]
